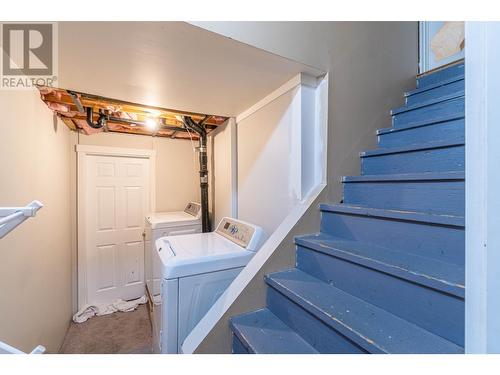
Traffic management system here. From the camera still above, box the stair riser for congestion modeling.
[267,287,366,354]
[406,79,464,106]
[320,210,464,265]
[343,180,464,216]
[378,118,464,148]
[232,335,250,354]
[393,97,464,128]
[361,145,464,175]
[295,246,464,346]
[417,63,465,88]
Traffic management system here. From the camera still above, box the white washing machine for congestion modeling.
[144,202,202,335]
[152,217,265,353]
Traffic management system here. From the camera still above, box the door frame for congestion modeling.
[76,145,156,309]
[419,21,432,73]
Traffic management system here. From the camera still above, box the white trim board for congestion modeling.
[76,145,156,309]
[236,73,321,123]
[229,119,238,218]
[419,21,465,74]
[76,144,156,158]
[465,22,500,354]
[316,73,329,188]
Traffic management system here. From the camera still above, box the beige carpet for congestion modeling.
[59,305,152,354]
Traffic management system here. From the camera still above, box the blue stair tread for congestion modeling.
[295,233,464,297]
[377,114,464,135]
[405,74,464,97]
[360,139,464,158]
[343,171,464,183]
[391,91,464,116]
[266,269,464,354]
[417,61,464,88]
[230,308,319,354]
[320,203,465,227]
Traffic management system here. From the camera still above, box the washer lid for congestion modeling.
[155,233,254,279]
[146,211,201,229]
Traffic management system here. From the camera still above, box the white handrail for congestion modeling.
[0,200,43,239]
[0,211,24,227]
[29,345,46,354]
[0,340,46,354]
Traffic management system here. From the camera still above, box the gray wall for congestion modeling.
[193,21,418,353]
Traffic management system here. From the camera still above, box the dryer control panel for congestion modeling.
[215,217,265,251]
[184,202,201,217]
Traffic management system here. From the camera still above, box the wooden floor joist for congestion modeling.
[37,86,228,139]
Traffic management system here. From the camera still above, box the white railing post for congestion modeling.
[0,200,43,239]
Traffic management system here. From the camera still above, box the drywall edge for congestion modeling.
[236,73,319,124]
[181,182,326,354]
[208,118,238,227]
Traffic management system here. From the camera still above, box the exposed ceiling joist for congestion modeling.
[37,86,229,140]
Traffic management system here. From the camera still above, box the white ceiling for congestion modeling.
[58,22,324,117]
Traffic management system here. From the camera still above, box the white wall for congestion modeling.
[209,119,237,228]
[465,21,500,353]
[153,138,199,212]
[208,75,323,237]
[0,90,72,353]
[237,86,301,237]
[234,75,323,237]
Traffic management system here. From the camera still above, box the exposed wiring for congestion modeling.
[184,123,199,173]
[185,125,196,152]
[182,115,210,232]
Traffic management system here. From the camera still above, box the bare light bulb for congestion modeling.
[145,118,158,132]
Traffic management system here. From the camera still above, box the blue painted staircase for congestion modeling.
[229,61,465,354]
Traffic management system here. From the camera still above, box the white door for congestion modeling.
[84,154,150,305]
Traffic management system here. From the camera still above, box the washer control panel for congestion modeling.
[184,202,201,217]
[216,217,257,248]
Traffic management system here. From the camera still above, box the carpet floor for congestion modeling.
[59,305,152,354]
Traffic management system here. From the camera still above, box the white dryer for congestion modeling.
[152,217,265,353]
[144,202,202,331]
